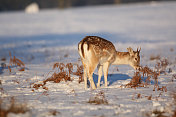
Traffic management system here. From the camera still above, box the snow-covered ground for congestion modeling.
[0,1,176,117]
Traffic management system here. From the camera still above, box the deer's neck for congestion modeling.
[112,51,130,65]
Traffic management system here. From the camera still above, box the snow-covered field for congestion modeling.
[0,1,176,117]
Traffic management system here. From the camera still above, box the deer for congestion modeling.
[78,36,141,89]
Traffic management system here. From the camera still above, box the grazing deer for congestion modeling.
[78,36,141,89]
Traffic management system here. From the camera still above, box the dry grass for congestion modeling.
[171,91,176,117]
[44,62,73,84]
[144,107,168,117]
[0,97,29,117]
[124,65,163,90]
[154,86,167,92]
[73,64,83,83]
[170,48,174,52]
[1,57,6,61]
[32,62,73,90]
[88,91,108,105]
[43,72,72,84]
[132,93,153,100]
[49,110,61,116]
[144,90,176,117]
[150,55,161,61]
[155,58,169,74]
[152,109,167,117]
[125,72,143,88]
[172,74,176,82]
[8,52,25,72]
[147,95,152,100]
[32,62,83,91]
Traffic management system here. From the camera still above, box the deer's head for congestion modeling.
[127,47,141,70]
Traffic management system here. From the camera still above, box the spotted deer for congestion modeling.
[78,36,141,89]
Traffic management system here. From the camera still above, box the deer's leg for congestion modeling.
[97,64,102,88]
[82,61,88,90]
[83,68,87,89]
[87,63,97,89]
[103,62,109,87]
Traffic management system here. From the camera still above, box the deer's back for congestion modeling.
[78,36,116,64]
[80,36,116,55]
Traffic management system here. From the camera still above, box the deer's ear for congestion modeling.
[137,47,141,53]
[127,47,134,55]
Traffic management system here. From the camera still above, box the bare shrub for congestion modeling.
[1,57,6,61]
[172,74,176,82]
[154,86,167,92]
[170,91,176,117]
[88,91,108,105]
[43,71,72,85]
[170,48,174,52]
[155,58,169,74]
[152,109,167,117]
[8,52,25,72]
[73,64,83,83]
[49,110,61,116]
[137,93,142,99]
[33,83,44,90]
[45,62,73,84]
[0,97,29,117]
[32,62,73,91]
[37,91,49,99]
[66,63,73,77]
[150,55,160,61]
[144,107,168,117]
[147,95,152,100]
[125,72,143,88]
[123,65,160,89]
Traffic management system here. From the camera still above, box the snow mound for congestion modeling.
[25,3,39,14]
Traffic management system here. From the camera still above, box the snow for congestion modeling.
[0,1,176,117]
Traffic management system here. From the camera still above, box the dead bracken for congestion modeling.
[123,65,164,90]
[73,64,83,83]
[8,52,25,72]
[0,97,29,117]
[155,58,169,74]
[32,62,83,91]
[150,55,160,61]
[88,91,108,105]
[125,71,143,88]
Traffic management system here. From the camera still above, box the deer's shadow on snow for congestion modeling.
[91,73,159,87]
[92,73,131,86]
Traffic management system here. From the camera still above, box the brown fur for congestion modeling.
[78,36,141,89]
[79,36,116,58]
[116,52,130,59]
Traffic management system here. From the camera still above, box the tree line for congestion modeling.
[0,0,174,11]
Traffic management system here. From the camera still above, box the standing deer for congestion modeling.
[78,36,141,89]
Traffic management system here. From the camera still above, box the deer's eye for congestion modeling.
[135,58,138,61]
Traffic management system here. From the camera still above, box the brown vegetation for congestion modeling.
[88,91,108,105]
[123,64,167,91]
[125,71,143,88]
[150,55,160,61]
[8,52,25,72]
[171,91,176,117]
[32,62,83,91]
[124,65,159,89]
[49,110,61,116]
[73,64,83,83]
[44,62,73,84]
[1,58,6,61]
[172,74,176,82]
[0,97,29,117]
[155,58,169,74]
